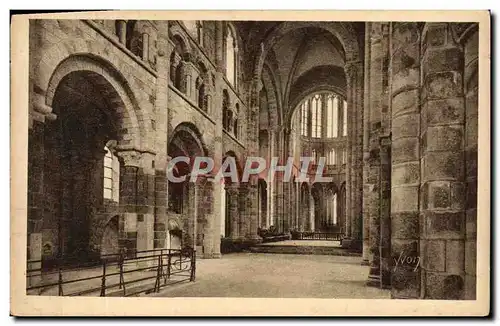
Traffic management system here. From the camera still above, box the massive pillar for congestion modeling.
[379,135,392,288]
[366,22,390,283]
[421,23,467,299]
[389,22,421,298]
[362,22,372,264]
[153,23,170,251]
[242,78,263,244]
[116,151,144,257]
[342,60,363,250]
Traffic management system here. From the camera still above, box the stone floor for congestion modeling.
[151,253,390,298]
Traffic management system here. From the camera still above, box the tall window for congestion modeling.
[103,148,113,199]
[326,95,338,138]
[311,94,322,138]
[103,146,120,202]
[328,148,336,165]
[226,27,236,86]
[301,100,309,136]
[297,91,344,138]
[343,100,348,137]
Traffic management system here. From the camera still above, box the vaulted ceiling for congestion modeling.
[236,21,364,130]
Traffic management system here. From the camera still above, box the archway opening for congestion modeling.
[46,70,126,263]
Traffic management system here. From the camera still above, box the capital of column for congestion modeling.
[32,93,57,121]
[344,61,362,88]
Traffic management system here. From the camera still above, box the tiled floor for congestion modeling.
[151,253,390,299]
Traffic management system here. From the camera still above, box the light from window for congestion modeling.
[226,27,235,86]
[301,100,309,136]
[326,95,339,138]
[103,146,120,202]
[104,148,113,200]
[328,148,336,165]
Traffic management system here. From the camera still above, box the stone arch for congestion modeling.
[167,122,207,216]
[253,22,360,79]
[221,150,243,184]
[169,122,208,158]
[42,53,146,150]
[169,23,193,56]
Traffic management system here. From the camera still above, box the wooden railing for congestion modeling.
[26,247,196,297]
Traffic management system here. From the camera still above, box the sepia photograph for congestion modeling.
[10,10,490,316]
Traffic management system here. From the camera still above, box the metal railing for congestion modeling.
[293,231,343,241]
[26,247,196,297]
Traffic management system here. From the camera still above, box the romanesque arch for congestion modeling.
[41,54,145,262]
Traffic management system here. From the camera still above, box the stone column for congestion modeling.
[379,135,392,288]
[182,60,198,99]
[227,184,240,239]
[215,21,225,72]
[238,184,249,237]
[390,22,421,299]
[343,61,363,250]
[243,78,263,243]
[169,52,182,85]
[116,150,143,257]
[344,65,353,240]
[463,26,478,300]
[362,22,372,265]
[142,32,149,61]
[367,22,391,284]
[210,72,225,258]
[421,23,467,300]
[153,22,170,250]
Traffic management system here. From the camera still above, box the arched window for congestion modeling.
[103,145,120,202]
[225,26,236,86]
[326,94,339,138]
[297,91,344,138]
